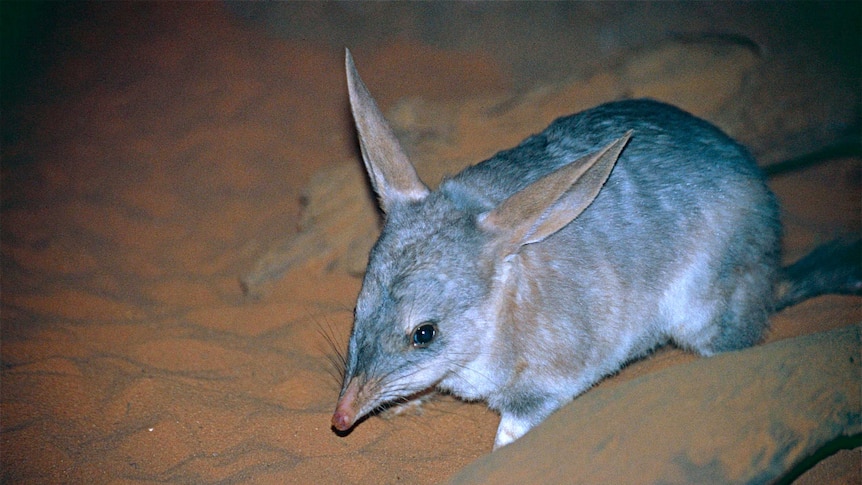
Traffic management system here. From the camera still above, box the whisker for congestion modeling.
[313,317,349,389]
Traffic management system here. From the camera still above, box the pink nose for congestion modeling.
[331,408,355,431]
[331,378,360,431]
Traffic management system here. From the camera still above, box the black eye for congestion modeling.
[411,323,437,348]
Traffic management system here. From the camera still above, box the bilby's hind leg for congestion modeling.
[677,258,776,356]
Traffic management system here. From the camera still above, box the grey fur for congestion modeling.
[331,50,854,449]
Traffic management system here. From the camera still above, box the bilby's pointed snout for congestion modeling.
[331,377,360,431]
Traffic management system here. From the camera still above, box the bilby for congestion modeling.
[331,50,861,449]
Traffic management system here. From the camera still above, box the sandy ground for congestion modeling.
[1,3,860,483]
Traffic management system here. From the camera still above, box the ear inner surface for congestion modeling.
[345,49,429,211]
[481,131,632,248]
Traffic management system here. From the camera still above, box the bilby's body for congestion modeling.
[331,50,861,449]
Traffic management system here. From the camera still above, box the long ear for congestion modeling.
[480,132,632,250]
[346,49,429,213]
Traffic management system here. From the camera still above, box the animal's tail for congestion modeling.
[774,239,862,312]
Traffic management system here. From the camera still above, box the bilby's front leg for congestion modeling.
[494,412,535,448]
[494,394,568,449]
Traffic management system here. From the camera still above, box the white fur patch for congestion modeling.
[659,246,720,353]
